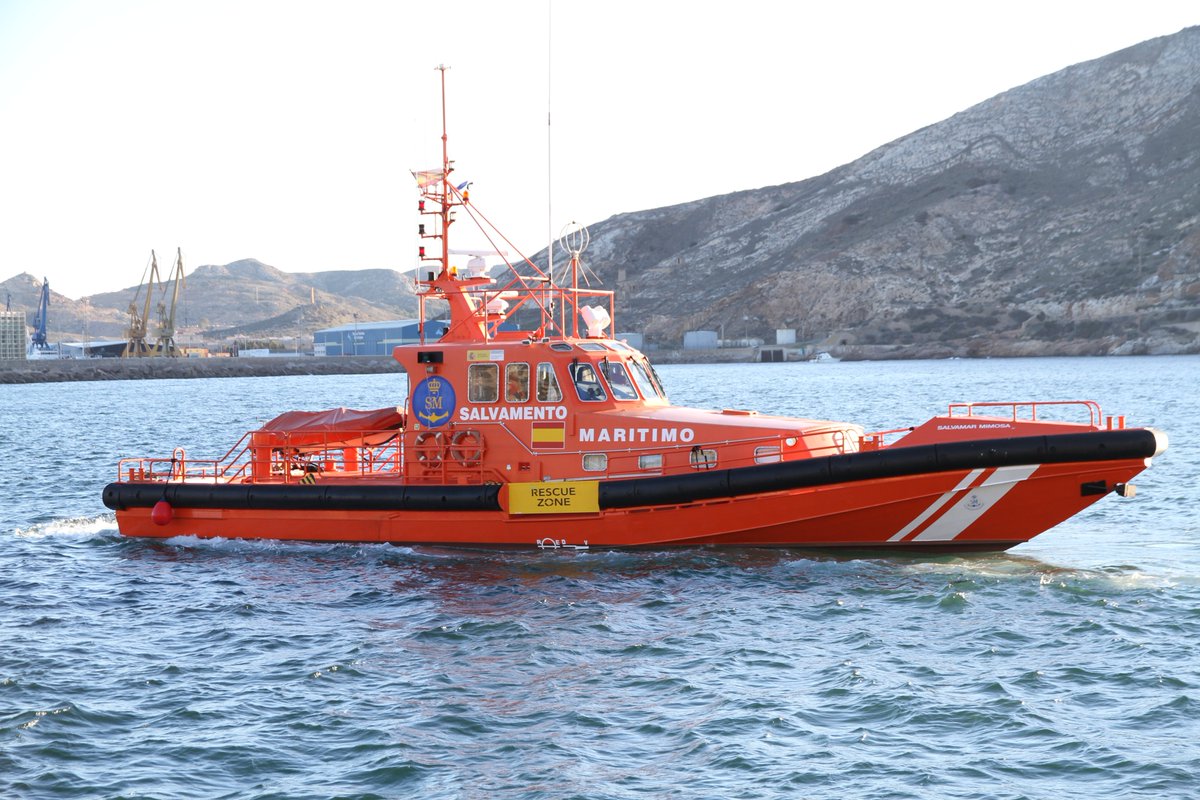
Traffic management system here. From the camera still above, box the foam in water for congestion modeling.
[12,513,117,539]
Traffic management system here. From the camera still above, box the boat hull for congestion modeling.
[104,429,1162,551]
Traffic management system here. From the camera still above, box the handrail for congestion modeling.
[584,425,861,477]
[117,427,406,484]
[116,422,865,486]
[858,426,916,451]
[948,400,1102,428]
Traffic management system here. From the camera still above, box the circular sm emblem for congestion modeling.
[412,376,456,428]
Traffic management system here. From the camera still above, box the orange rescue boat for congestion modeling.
[103,70,1167,551]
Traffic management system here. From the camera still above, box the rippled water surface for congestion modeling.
[3,357,1198,798]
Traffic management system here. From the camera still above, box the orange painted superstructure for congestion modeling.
[103,70,1167,551]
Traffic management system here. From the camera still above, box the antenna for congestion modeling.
[559,221,590,337]
[546,0,556,331]
[547,0,554,288]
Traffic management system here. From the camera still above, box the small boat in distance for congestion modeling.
[103,69,1168,551]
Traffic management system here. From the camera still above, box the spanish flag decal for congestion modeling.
[531,421,566,449]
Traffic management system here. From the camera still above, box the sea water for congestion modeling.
[2,356,1198,799]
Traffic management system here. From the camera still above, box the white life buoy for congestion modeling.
[450,429,485,467]
[413,431,446,467]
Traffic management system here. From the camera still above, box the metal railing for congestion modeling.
[947,400,1102,428]
[117,428,406,484]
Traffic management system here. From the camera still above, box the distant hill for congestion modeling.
[527,25,1200,357]
[3,259,427,344]
[81,259,423,339]
[0,272,126,340]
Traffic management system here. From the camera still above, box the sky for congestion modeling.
[0,0,1196,300]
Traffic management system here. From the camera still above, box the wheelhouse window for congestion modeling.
[643,359,668,400]
[536,362,562,402]
[570,361,607,402]
[601,359,639,401]
[627,359,661,401]
[505,362,530,403]
[468,363,499,403]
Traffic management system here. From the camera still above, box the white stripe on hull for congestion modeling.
[887,468,985,542]
[910,464,1041,542]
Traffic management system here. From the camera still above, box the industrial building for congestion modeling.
[682,330,719,350]
[313,319,444,357]
[0,311,26,359]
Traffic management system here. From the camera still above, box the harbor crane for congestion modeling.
[153,248,185,357]
[124,249,186,357]
[123,252,162,357]
[30,277,50,350]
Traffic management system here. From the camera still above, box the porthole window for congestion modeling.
[754,446,781,464]
[638,454,663,470]
[689,448,718,470]
[582,453,608,472]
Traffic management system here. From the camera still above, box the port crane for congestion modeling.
[153,248,185,357]
[123,252,161,357]
[30,277,50,350]
[124,249,186,357]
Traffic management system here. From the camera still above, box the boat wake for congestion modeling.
[12,513,118,539]
[896,549,1195,589]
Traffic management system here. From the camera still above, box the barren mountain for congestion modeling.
[8,28,1199,357]
[1,273,127,340]
[553,25,1200,356]
[80,258,421,336]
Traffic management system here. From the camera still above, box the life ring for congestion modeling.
[450,429,485,467]
[413,431,446,467]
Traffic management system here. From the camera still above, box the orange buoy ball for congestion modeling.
[151,500,174,526]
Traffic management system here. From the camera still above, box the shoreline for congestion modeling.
[3,345,1192,384]
[0,355,403,384]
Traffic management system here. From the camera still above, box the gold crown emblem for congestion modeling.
[427,379,442,395]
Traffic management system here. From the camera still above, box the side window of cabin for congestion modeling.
[536,362,562,402]
[689,447,718,470]
[570,361,607,402]
[505,362,530,403]
[468,363,499,403]
[602,360,639,400]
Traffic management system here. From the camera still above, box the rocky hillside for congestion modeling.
[558,26,1200,357]
[83,259,423,338]
[1,273,127,340]
[2,260,425,342]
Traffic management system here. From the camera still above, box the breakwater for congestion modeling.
[0,349,767,384]
[0,355,402,384]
